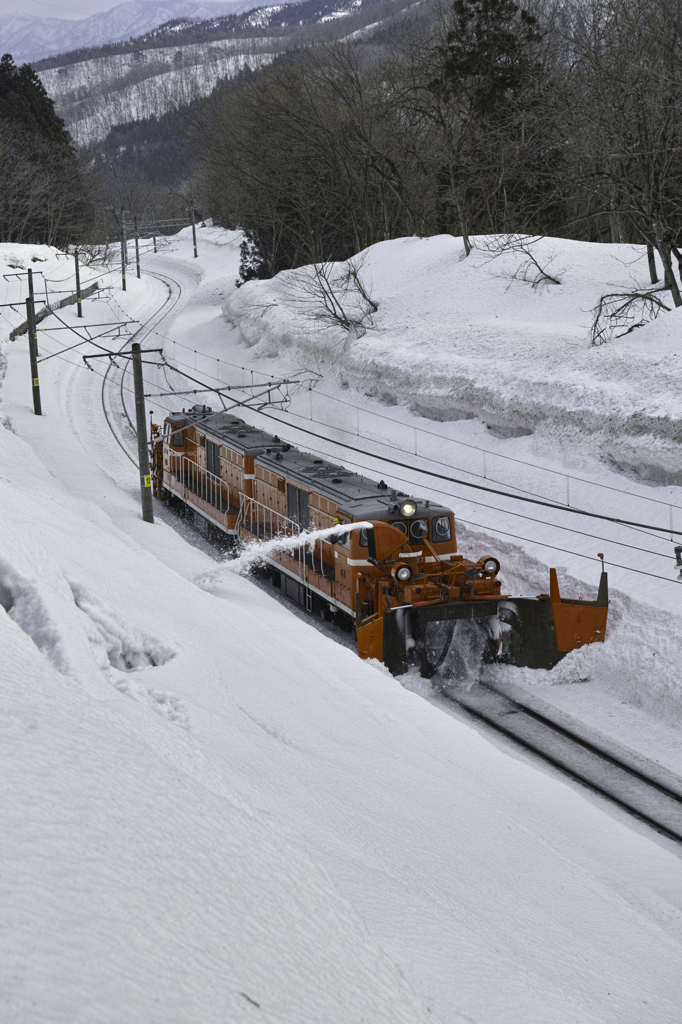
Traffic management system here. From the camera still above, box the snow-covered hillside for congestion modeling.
[39,36,275,145]
[34,0,410,144]
[0,0,268,64]
[225,235,682,479]
[2,232,682,1023]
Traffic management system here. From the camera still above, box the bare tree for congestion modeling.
[560,0,682,304]
[479,234,562,287]
[590,289,670,346]
[290,254,379,336]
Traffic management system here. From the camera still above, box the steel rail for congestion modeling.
[100,270,180,459]
[443,681,682,845]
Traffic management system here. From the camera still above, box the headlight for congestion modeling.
[400,500,417,517]
[482,558,500,575]
[394,564,413,582]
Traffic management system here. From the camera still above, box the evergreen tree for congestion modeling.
[442,0,543,117]
[0,53,92,244]
[237,231,268,285]
[0,53,72,148]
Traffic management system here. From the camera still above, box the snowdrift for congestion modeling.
[224,234,682,484]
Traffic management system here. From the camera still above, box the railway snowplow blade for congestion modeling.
[382,570,609,676]
[498,570,608,669]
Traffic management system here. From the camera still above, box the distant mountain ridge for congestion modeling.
[35,0,420,146]
[0,0,280,64]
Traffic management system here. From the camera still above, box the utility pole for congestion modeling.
[25,297,42,415]
[134,215,141,278]
[26,268,38,357]
[152,210,157,254]
[189,206,198,258]
[74,249,83,317]
[120,207,127,291]
[131,342,154,523]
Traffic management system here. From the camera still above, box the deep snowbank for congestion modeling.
[2,609,434,1024]
[0,405,436,1024]
[224,235,682,482]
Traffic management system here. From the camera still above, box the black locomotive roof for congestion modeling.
[167,406,453,517]
[169,406,286,456]
[336,496,453,520]
[257,445,386,504]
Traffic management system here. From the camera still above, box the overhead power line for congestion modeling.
[223,404,682,538]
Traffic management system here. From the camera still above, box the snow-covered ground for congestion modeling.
[2,230,682,1023]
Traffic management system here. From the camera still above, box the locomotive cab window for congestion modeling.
[171,429,185,448]
[389,519,428,542]
[433,515,452,542]
[409,518,429,543]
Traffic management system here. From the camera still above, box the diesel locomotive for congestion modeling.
[152,405,608,676]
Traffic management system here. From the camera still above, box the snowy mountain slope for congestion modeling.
[0,467,439,1024]
[2,235,682,1022]
[0,0,268,64]
[39,37,275,145]
[35,0,414,143]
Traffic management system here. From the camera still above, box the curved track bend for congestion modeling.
[100,270,181,461]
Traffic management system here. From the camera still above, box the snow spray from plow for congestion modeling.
[204,518,609,679]
[223,522,373,575]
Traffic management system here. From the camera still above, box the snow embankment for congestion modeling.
[0,423,436,1024]
[2,625,433,1024]
[224,235,682,483]
[0,244,101,344]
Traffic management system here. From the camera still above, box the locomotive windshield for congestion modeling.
[433,516,452,542]
[358,516,452,546]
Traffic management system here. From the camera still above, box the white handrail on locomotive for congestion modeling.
[237,492,336,583]
[166,451,234,533]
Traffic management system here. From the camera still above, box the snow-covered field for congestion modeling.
[2,230,682,1023]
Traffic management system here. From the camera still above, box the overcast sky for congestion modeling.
[0,0,120,17]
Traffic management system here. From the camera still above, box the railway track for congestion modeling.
[100,270,181,459]
[440,679,682,844]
